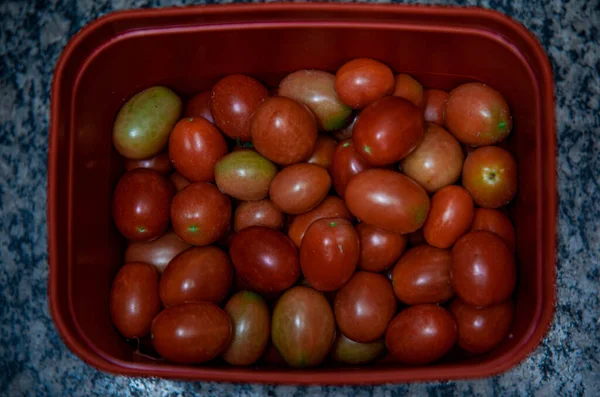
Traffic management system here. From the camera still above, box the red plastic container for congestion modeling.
[48,4,556,384]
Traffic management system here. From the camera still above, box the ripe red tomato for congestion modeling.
[335,58,394,109]
[124,151,172,175]
[184,90,214,122]
[470,208,516,252]
[234,199,284,232]
[287,196,352,247]
[356,223,407,272]
[307,134,337,168]
[124,230,190,273]
[169,172,190,191]
[329,139,373,198]
[392,74,424,107]
[214,150,278,201]
[423,185,474,248]
[269,163,331,215]
[422,89,448,125]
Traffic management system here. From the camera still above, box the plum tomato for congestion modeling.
[423,185,474,249]
[470,208,516,252]
[124,229,190,273]
[423,89,448,125]
[335,58,395,109]
[214,150,278,201]
[234,199,284,232]
[356,223,407,272]
[287,196,352,247]
[184,90,214,122]
[329,139,373,198]
[124,151,172,175]
[269,163,331,215]
[307,134,338,168]
[392,74,424,107]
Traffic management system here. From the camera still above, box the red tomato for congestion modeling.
[470,208,516,252]
[234,199,284,232]
[392,74,424,107]
[423,185,475,248]
[124,152,172,175]
[184,90,214,122]
[124,230,190,273]
[422,89,448,125]
[356,223,407,272]
[300,218,359,291]
[287,196,352,247]
[269,163,331,215]
[169,172,190,191]
[335,58,394,109]
[329,139,373,198]
[307,134,338,168]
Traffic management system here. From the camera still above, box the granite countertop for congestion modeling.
[1,0,599,395]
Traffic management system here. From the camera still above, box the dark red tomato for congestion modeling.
[229,226,300,294]
[159,246,233,306]
[151,302,232,364]
[462,146,517,208]
[471,208,516,252]
[450,298,515,354]
[392,74,424,107]
[112,169,174,241]
[329,139,373,198]
[400,123,464,194]
[423,89,448,125]
[222,291,271,366]
[392,245,454,305]
[124,230,190,273]
[334,271,397,342]
[330,333,386,365]
[109,262,160,339]
[356,223,407,272]
[353,96,424,166]
[445,82,512,146]
[385,304,457,365]
[184,90,214,122]
[250,96,318,165]
[451,231,516,307]
[214,150,278,201]
[234,199,284,232]
[169,172,190,191]
[335,58,394,109]
[345,169,430,234]
[331,113,357,142]
[168,117,228,182]
[307,134,337,168]
[170,182,231,246]
[287,196,352,247]
[300,218,359,291]
[271,286,336,367]
[423,185,474,249]
[124,152,172,175]
[269,164,331,215]
[210,74,268,141]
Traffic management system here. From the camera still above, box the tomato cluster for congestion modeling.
[109,58,518,367]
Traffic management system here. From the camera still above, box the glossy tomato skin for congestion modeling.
[210,74,268,141]
[124,230,190,273]
[300,218,359,291]
[345,169,430,234]
[462,146,518,208]
[214,150,278,201]
[112,169,174,241]
[229,226,300,294]
[184,90,214,122]
[222,291,271,366]
[159,246,233,306]
[287,196,352,247]
[423,185,475,249]
[445,83,512,147]
[400,123,464,193]
[169,172,190,191]
[451,231,516,307]
[272,286,336,367]
[335,58,394,109]
[234,199,284,232]
[151,302,232,364]
[393,74,424,107]
[471,208,516,252]
[450,298,515,354]
[356,223,407,272]
[392,245,454,305]
[330,333,386,365]
[170,182,231,246]
[269,164,331,215]
[353,96,424,166]
[334,271,397,342]
[329,139,373,198]
[250,96,318,165]
[307,134,338,168]
[423,89,448,125]
[385,304,457,365]
[124,152,172,175]
[109,262,160,339]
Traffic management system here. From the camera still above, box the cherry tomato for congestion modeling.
[353,96,424,166]
[169,172,190,191]
[184,90,214,122]
[170,182,231,246]
[215,149,278,201]
[112,169,174,241]
[124,230,190,273]
[356,223,407,272]
[272,286,336,367]
[234,199,284,232]
[335,58,394,109]
[385,304,457,365]
[287,196,352,247]
[462,146,517,208]
[450,298,515,354]
[423,185,474,248]
[307,134,337,168]
[329,139,373,198]
[451,231,516,307]
[124,152,172,175]
[210,74,268,141]
[109,262,160,339]
[392,245,454,305]
[400,123,464,193]
[250,96,318,165]
[445,82,512,146]
[423,89,448,125]
[229,226,300,294]
[392,74,424,107]
[269,163,331,215]
[151,302,232,364]
[471,208,516,252]
[222,291,271,366]
[334,271,397,342]
[345,169,430,234]
[330,333,386,365]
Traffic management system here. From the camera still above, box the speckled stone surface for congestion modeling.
[1,0,599,395]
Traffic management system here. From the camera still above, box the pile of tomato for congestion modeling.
[109,58,518,368]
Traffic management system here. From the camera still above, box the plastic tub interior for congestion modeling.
[48,3,556,384]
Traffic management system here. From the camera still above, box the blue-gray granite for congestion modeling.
[1,0,599,395]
